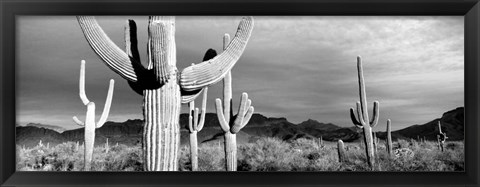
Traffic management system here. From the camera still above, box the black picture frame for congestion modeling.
[1,0,479,186]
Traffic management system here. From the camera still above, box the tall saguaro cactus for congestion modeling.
[349,56,379,169]
[77,16,254,171]
[187,87,208,171]
[215,34,254,171]
[386,119,393,156]
[73,60,115,171]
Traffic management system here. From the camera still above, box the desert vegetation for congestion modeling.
[16,138,464,171]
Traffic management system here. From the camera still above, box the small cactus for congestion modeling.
[349,56,379,169]
[386,119,393,156]
[187,87,208,171]
[437,121,448,152]
[72,60,115,171]
[337,140,346,163]
[75,141,80,152]
[215,34,254,171]
[105,138,109,154]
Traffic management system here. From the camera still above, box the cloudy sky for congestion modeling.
[17,16,464,131]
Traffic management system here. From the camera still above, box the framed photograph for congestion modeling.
[1,0,479,186]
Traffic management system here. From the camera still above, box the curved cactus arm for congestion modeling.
[96,79,115,128]
[77,16,138,82]
[369,101,379,127]
[125,19,141,63]
[215,98,230,132]
[232,106,254,134]
[73,116,85,126]
[196,87,208,131]
[350,110,363,128]
[350,107,363,128]
[356,101,366,126]
[181,89,203,104]
[180,17,254,91]
[188,100,195,132]
[232,93,249,128]
[242,106,254,126]
[79,60,90,105]
[180,48,217,103]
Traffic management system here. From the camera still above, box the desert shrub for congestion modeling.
[238,137,297,171]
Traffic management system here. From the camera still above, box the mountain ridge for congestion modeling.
[16,107,464,148]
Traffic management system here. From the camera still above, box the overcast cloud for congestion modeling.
[17,16,464,131]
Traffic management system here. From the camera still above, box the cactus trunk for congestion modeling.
[337,140,346,163]
[363,125,375,167]
[189,131,199,171]
[143,83,181,171]
[105,138,109,153]
[372,131,377,155]
[386,119,392,156]
[83,103,96,171]
[224,132,237,171]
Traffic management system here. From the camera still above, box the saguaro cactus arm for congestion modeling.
[125,19,141,63]
[350,107,362,128]
[96,79,115,128]
[231,93,254,134]
[181,49,217,103]
[196,87,208,131]
[73,116,85,126]
[79,60,90,105]
[77,16,138,82]
[180,17,254,91]
[188,87,208,132]
[370,101,379,127]
[215,99,231,132]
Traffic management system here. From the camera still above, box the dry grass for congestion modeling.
[16,138,464,171]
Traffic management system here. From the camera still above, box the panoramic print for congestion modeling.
[16,16,464,171]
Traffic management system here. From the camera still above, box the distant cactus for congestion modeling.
[386,119,393,156]
[215,34,254,171]
[437,121,448,152]
[319,136,324,148]
[349,56,379,169]
[105,138,109,154]
[75,141,80,152]
[72,60,115,171]
[77,16,253,171]
[187,87,208,171]
[337,140,346,163]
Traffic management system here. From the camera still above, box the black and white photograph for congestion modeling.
[15,16,464,172]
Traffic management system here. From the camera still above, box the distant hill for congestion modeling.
[16,107,464,148]
[22,123,67,133]
[376,107,464,141]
